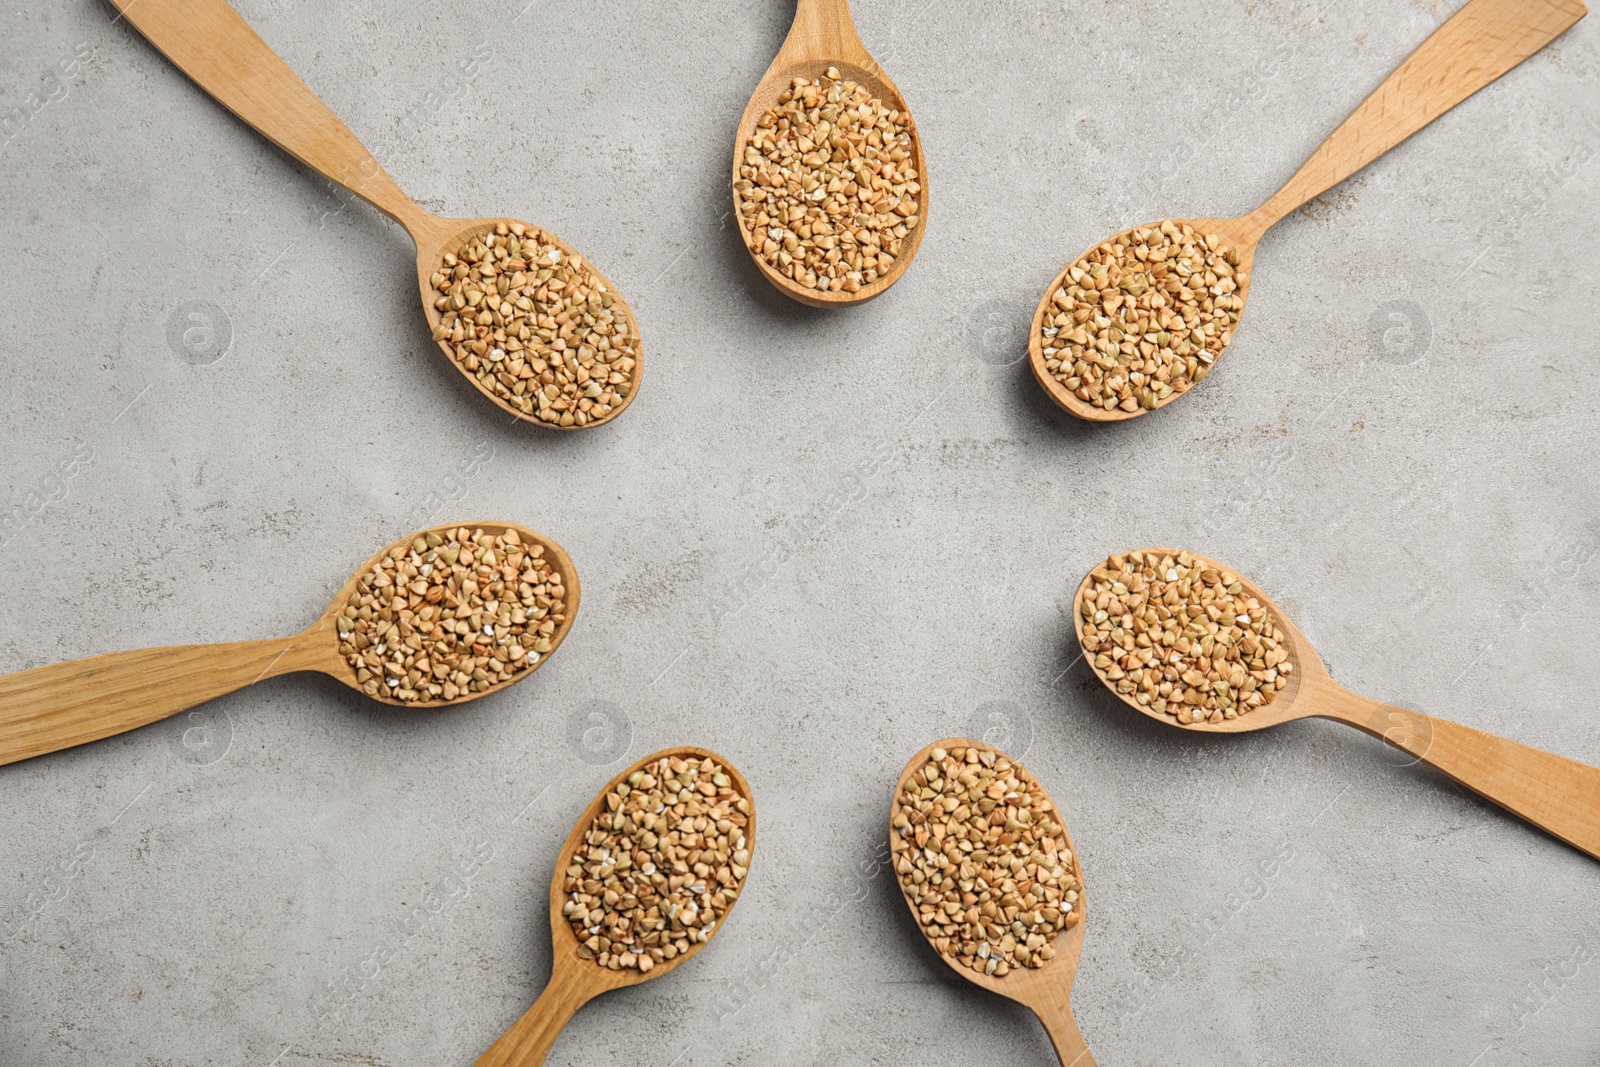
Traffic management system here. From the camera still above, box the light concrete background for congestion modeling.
[2,0,1597,1064]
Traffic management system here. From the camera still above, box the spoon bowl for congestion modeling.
[111,0,642,428]
[317,522,580,708]
[1075,549,1600,860]
[1030,0,1585,421]
[1030,216,1258,423]
[473,746,755,1066]
[732,0,928,306]
[891,739,1096,1066]
[0,522,579,767]
[411,216,643,430]
[1073,549,1320,733]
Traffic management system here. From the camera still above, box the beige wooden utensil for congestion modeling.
[732,0,928,306]
[1031,0,1587,422]
[109,0,641,429]
[891,739,1096,1066]
[0,522,578,767]
[472,746,755,1066]
[1075,549,1600,861]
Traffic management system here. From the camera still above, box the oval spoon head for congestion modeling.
[1029,217,1259,422]
[414,218,643,430]
[890,738,1088,1014]
[732,41,928,306]
[1073,547,1333,733]
[313,521,580,708]
[545,745,756,992]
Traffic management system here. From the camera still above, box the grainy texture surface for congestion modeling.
[1,1,1597,1065]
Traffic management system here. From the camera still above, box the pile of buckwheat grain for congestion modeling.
[892,744,1080,977]
[430,222,639,428]
[736,68,921,294]
[562,753,753,973]
[1079,550,1292,724]
[337,526,567,703]
[1038,220,1244,413]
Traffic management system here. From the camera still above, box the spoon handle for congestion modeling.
[472,974,590,1067]
[784,0,871,65]
[1341,702,1600,861]
[1246,0,1586,238]
[1032,998,1098,1067]
[109,0,431,233]
[0,638,317,766]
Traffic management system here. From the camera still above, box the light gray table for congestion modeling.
[2,0,1597,1064]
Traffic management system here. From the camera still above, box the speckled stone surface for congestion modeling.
[2,1,1597,1064]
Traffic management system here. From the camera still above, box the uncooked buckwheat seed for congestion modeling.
[892,743,1079,976]
[1038,220,1244,412]
[736,68,920,294]
[430,222,640,428]
[563,753,753,973]
[337,526,566,703]
[1079,549,1293,724]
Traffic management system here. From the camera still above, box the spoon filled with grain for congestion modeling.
[1076,549,1600,861]
[732,0,928,305]
[472,747,755,1066]
[0,524,577,767]
[112,0,642,429]
[1031,0,1586,421]
[891,740,1096,1066]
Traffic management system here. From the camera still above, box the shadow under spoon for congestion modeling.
[0,522,578,767]
[1030,0,1587,421]
[109,0,642,428]
[1075,548,1600,861]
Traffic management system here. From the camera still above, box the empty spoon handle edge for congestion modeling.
[1246,0,1586,238]
[0,637,320,767]
[108,0,432,232]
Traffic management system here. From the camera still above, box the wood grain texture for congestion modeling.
[1029,0,1586,423]
[470,975,589,1067]
[0,636,332,767]
[0,522,577,768]
[731,0,928,307]
[474,747,756,1067]
[108,0,429,233]
[890,739,1096,1067]
[1074,549,1600,862]
[1247,0,1589,240]
[109,0,643,429]
[1327,697,1600,860]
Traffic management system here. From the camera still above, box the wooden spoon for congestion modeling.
[109,0,642,429]
[0,522,578,767]
[890,739,1096,1066]
[473,746,755,1066]
[1030,0,1587,422]
[731,0,929,306]
[1074,549,1600,861]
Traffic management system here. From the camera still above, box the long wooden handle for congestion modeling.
[1342,703,1600,861]
[472,975,588,1067]
[783,0,871,66]
[1246,0,1586,237]
[0,637,318,767]
[1033,1000,1097,1067]
[108,0,430,233]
